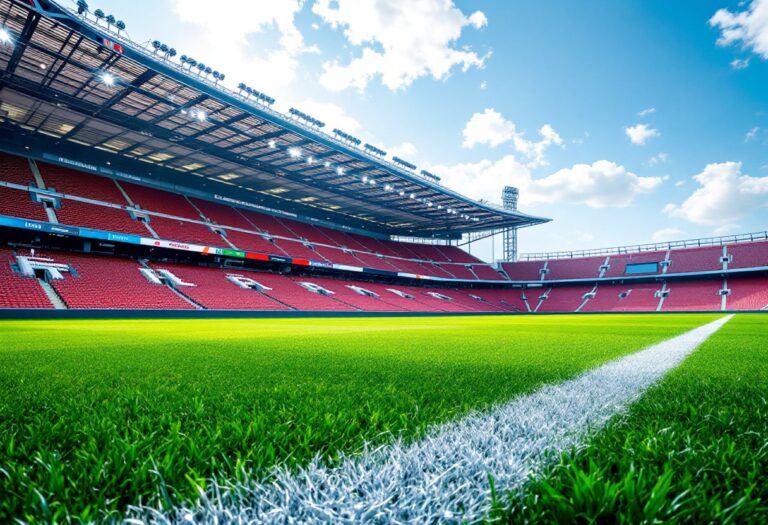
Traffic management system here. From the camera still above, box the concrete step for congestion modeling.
[38,279,67,309]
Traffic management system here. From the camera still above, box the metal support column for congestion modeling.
[502,186,519,261]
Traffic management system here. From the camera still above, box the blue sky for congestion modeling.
[92,0,768,259]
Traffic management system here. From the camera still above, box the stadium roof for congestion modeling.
[0,0,550,238]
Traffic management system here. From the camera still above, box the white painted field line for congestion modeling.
[131,315,733,525]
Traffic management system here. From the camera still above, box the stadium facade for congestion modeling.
[1,0,767,313]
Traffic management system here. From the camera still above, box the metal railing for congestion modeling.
[517,231,768,261]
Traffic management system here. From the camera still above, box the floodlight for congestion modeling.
[100,72,115,86]
[195,110,206,122]
[0,28,12,44]
[307,157,315,165]
[362,176,368,183]
[288,147,302,159]
[268,140,277,149]
[324,161,331,168]
[336,167,344,175]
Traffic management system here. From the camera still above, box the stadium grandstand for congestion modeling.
[1,0,767,314]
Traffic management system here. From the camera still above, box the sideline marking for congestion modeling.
[133,315,733,524]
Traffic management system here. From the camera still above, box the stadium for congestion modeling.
[0,0,766,523]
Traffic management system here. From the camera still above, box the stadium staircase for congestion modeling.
[37,279,67,310]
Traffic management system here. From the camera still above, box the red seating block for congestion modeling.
[0,249,52,308]
[545,256,605,280]
[726,276,768,310]
[0,186,49,222]
[147,216,227,246]
[122,182,202,220]
[38,163,127,204]
[501,261,544,280]
[667,246,723,274]
[728,242,768,269]
[603,252,664,278]
[473,264,505,280]
[662,281,722,311]
[536,287,593,312]
[581,284,662,312]
[148,263,290,310]
[56,199,148,235]
[0,153,36,186]
[44,251,193,309]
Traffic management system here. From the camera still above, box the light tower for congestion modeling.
[502,186,519,261]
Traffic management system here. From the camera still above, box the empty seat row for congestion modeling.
[502,242,768,281]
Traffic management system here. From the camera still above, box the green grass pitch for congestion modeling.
[501,313,768,524]
[0,313,762,523]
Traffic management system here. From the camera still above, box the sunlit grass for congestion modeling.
[501,314,767,524]
[0,314,715,523]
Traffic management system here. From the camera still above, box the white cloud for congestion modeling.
[664,161,768,227]
[429,156,663,208]
[468,11,488,29]
[572,131,590,145]
[388,142,419,159]
[625,123,660,145]
[462,108,516,148]
[479,80,487,90]
[313,0,488,92]
[638,107,656,117]
[745,126,760,142]
[710,0,768,59]
[731,57,751,69]
[513,124,564,167]
[675,180,686,187]
[170,0,314,94]
[652,228,684,243]
[461,109,562,166]
[648,152,669,166]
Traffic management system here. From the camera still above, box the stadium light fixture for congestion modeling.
[306,156,315,165]
[195,110,206,122]
[399,190,405,196]
[268,140,277,149]
[324,161,331,168]
[384,184,392,191]
[361,176,368,183]
[410,193,415,199]
[288,147,302,159]
[0,28,11,45]
[369,178,376,185]
[100,72,116,86]
[336,167,345,175]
